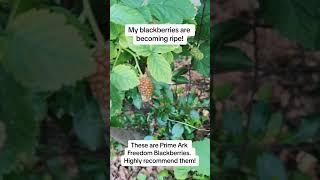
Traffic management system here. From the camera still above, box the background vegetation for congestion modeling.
[213,0,320,179]
[0,0,108,179]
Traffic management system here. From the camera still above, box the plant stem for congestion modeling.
[113,48,122,67]
[6,0,20,31]
[125,49,143,75]
[82,0,105,49]
[167,119,210,132]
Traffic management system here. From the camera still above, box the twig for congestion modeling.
[241,12,259,165]
[167,119,210,132]
[82,0,105,49]
[124,48,143,75]
[6,0,20,30]
[195,0,207,45]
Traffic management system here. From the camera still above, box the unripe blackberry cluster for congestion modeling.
[138,73,154,102]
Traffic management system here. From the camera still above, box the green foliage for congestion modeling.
[110,0,210,120]
[256,153,287,180]
[157,169,169,180]
[2,9,96,91]
[249,101,271,135]
[215,46,253,72]
[147,0,196,23]
[265,112,283,139]
[173,166,191,180]
[136,172,147,180]
[0,0,106,178]
[212,18,251,48]
[73,98,103,151]
[192,138,210,176]
[171,123,184,139]
[213,82,234,101]
[110,4,146,25]
[223,110,243,135]
[214,1,320,179]
[147,53,172,83]
[288,115,320,143]
[111,64,139,91]
[110,84,125,116]
[260,0,320,50]
[0,66,39,176]
[192,42,210,77]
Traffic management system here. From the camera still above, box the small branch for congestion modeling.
[125,48,143,75]
[195,0,207,45]
[167,119,210,132]
[113,48,122,66]
[241,12,260,165]
[82,0,105,49]
[6,0,20,30]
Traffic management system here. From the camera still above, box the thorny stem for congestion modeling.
[125,48,143,75]
[167,119,210,132]
[6,0,20,30]
[82,0,105,49]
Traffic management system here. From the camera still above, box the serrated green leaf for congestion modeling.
[110,41,118,59]
[291,115,320,143]
[10,0,49,15]
[148,0,196,23]
[256,153,287,180]
[131,88,142,110]
[190,110,200,120]
[260,0,320,50]
[249,102,271,134]
[195,0,210,41]
[214,82,234,101]
[127,37,177,56]
[158,170,169,179]
[171,123,184,139]
[0,66,39,176]
[223,110,243,135]
[2,9,96,91]
[173,67,188,77]
[147,54,172,83]
[212,19,251,48]
[193,138,210,176]
[120,0,144,8]
[111,84,125,116]
[110,0,117,6]
[73,99,103,151]
[138,6,152,22]
[136,172,147,180]
[215,46,253,72]
[110,22,123,40]
[111,65,139,91]
[174,166,191,180]
[49,7,95,47]
[162,52,174,64]
[257,84,273,102]
[173,76,189,84]
[192,42,210,77]
[265,113,283,138]
[114,50,132,66]
[152,45,178,54]
[119,34,130,49]
[110,4,146,25]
